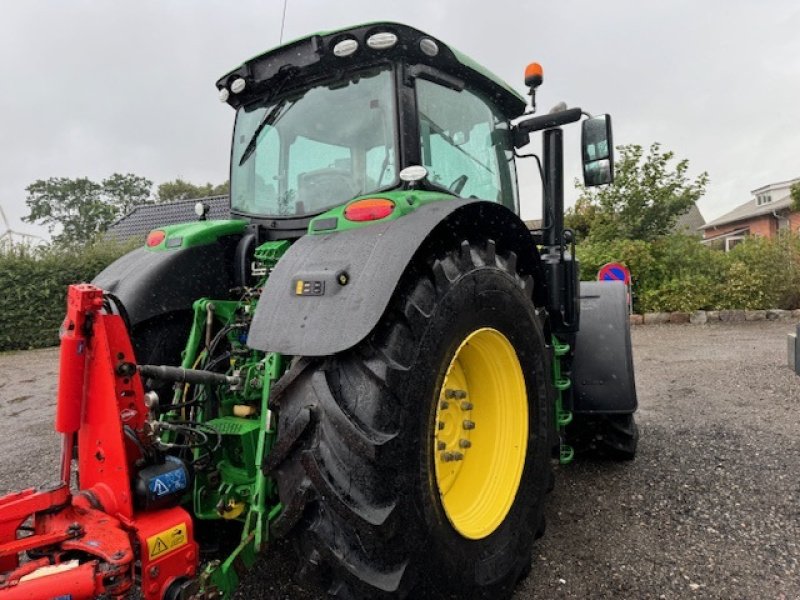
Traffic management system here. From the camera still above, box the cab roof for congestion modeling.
[216,22,527,118]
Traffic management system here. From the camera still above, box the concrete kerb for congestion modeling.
[631,309,799,325]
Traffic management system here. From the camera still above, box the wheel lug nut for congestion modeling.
[441,451,465,462]
[462,420,475,430]
[438,422,445,430]
[437,441,446,450]
[440,401,449,409]
[459,439,471,449]
[460,401,473,411]
[445,389,467,400]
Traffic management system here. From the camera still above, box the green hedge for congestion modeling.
[578,233,800,313]
[0,241,136,351]
[3,232,799,351]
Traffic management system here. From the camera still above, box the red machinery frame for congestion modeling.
[0,284,198,599]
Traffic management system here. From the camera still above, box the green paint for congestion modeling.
[253,239,291,265]
[551,335,574,465]
[160,243,292,598]
[219,22,525,117]
[248,351,283,553]
[308,190,455,235]
[144,219,247,252]
[449,45,526,108]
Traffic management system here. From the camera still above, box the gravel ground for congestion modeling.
[1,321,798,599]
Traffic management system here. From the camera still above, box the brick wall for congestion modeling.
[703,214,780,240]
[787,212,800,233]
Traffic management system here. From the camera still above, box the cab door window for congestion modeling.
[416,78,518,211]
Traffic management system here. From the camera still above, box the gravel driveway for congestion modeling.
[1,321,798,599]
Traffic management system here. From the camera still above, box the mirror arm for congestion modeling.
[516,107,583,137]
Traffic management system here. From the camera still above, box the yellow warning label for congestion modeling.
[146,522,188,560]
[295,280,304,295]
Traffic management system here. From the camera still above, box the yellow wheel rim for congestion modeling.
[433,327,528,540]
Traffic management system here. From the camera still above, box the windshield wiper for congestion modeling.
[238,99,292,166]
[419,111,492,174]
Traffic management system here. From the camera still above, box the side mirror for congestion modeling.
[582,115,614,187]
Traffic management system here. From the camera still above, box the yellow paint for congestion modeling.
[433,328,528,540]
[147,522,188,560]
[295,280,304,295]
[221,500,246,520]
[233,404,257,417]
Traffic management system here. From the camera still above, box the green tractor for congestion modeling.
[95,22,637,599]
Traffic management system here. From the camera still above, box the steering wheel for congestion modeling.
[297,169,358,214]
[449,174,469,195]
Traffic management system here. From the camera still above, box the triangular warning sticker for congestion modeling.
[151,537,169,557]
[153,479,170,496]
[146,521,188,560]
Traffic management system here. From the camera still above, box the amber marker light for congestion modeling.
[525,62,543,89]
[344,198,395,222]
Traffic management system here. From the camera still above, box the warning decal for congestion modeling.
[146,522,188,560]
[148,466,187,497]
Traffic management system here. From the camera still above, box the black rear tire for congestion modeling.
[269,239,553,599]
[129,310,193,398]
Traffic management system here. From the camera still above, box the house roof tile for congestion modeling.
[107,196,230,241]
[701,193,791,230]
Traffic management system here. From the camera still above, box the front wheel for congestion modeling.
[271,239,553,599]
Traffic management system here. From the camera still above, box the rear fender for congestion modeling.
[247,200,543,356]
[92,238,240,327]
[571,281,638,414]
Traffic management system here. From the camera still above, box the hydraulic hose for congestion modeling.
[138,364,242,387]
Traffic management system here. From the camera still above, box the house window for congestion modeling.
[725,235,746,251]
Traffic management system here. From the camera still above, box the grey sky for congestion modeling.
[1,1,797,239]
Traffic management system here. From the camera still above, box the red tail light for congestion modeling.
[146,230,166,247]
[344,198,395,222]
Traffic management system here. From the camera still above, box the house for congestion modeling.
[106,195,229,242]
[700,177,800,251]
[523,202,705,236]
[673,202,705,235]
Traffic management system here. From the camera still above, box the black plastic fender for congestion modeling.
[571,281,638,414]
[247,200,542,356]
[92,241,238,326]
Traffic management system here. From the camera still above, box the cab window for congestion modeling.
[416,78,518,211]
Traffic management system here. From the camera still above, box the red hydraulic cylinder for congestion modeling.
[55,284,104,434]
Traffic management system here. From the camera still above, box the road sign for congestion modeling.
[597,262,630,285]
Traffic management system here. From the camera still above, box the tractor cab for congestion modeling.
[217,23,527,238]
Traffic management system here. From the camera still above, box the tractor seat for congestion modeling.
[297,169,358,214]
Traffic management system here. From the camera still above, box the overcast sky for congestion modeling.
[1,0,797,239]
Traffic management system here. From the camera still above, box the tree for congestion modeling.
[23,177,113,246]
[572,143,708,243]
[564,197,600,242]
[791,182,800,213]
[156,179,229,203]
[101,173,153,215]
[23,173,154,246]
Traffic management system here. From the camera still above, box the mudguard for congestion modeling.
[93,241,238,326]
[571,281,638,414]
[247,200,541,356]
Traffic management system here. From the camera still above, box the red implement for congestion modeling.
[0,284,198,599]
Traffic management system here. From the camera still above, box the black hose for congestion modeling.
[104,293,132,333]
[139,364,242,387]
